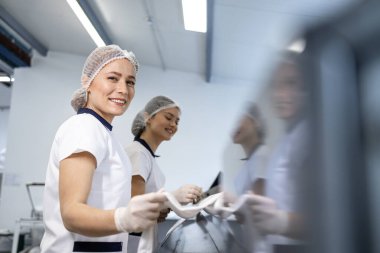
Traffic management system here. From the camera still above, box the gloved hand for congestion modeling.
[246,194,289,235]
[172,184,202,204]
[157,208,171,223]
[114,191,167,233]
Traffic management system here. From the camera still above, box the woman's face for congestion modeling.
[232,115,258,145]
[86,59,136,123]
[272,62,304,120]
[147,107,180,141]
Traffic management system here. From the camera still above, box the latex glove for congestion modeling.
[246,194,289,235]
[114,191,167,233]
[172,184,202,204]
[157,208,171,223]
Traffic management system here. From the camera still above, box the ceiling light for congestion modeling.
[182,0,207,33]
[66,0,106,47]
[0,76,14,82]
[287,39,306,53]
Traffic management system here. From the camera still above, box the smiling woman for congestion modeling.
[40,45,168,253]
[125,95,203,252]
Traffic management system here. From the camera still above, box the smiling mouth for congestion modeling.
[109,98,127,105]
[166,128,174,135]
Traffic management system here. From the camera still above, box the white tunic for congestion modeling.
[125,139,165,193]
[41,109,131,253]
[234,145,269,196]
[125,138,165,252]
[266,120,309,247]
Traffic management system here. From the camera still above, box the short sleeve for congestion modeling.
[56,115,107,167]
[125,146,152,181]
[252,145,269,179]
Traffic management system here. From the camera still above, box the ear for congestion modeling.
[143,112,151,124]
[81,75,90,88]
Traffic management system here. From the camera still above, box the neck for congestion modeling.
[85,105,113,124]
[140,131,162,152]
[285,114,303,132]
[242,139,260,157]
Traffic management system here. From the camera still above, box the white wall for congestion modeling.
[0,84,11,152]
[0,109,9,154]
[0,51,255,230]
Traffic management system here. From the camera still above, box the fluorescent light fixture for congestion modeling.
[287,39,306,53]
[0,76,14,82]
[66,0,106,47]
[182,0,207,33]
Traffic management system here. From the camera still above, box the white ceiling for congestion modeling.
[0,0,360,85]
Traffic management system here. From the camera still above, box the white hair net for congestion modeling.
[71,44,139,112]
[131,96,181,136]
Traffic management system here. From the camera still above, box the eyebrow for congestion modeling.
[164,112,180,121]
[108,71,135,80]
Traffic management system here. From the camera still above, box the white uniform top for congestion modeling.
[125,138,165,252]
[234,145,269,196]
[40,108,132,253]
[125,138,165,193]
[266,120,309,247]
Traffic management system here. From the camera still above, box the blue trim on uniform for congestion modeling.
[129,231,142,237]
[78,108,113,131]
[134,136,160,158]
[73,241,122,252]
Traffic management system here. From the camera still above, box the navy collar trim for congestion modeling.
[134,136,160,158]
[77,108,113,131]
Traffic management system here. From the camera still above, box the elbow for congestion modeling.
[60,205,78,233]
[62,220,75,233]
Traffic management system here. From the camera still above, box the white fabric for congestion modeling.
[40,113,131,253]
[125,141,165,253]
[164,192,223,219]
[163,192,267,253]
[234,145,269,196]
[125,141,165,193]
[265,120,308,246]
[137,226,156,253]
[233,145,270,253]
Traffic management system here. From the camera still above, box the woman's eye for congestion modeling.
[108,76,117,81]
[126,81,135,87]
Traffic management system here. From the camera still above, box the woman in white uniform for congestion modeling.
[246,53,309,253]
[125,96,203,252]
[40,45,167,253]
[232,102,268,196]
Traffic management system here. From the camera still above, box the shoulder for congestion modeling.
[255,145,270,156]
[125,142,151,160]
[66,113,103,128]
[58,114,107,136]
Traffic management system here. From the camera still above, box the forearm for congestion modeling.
[131,175,146,197]
[61,203,118,237]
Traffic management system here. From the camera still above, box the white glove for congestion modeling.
[114,191,167,233]
[172,184,202,204]
[246,194,289,235]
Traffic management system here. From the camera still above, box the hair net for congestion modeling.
[245,102,266,142]
[131,96,181,136]
[71,44,139,112]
